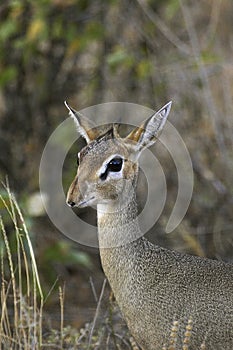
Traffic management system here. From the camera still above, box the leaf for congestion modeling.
[85,21,104,41]
[10,0,24,19]
[70,251,92,268]
[43,241,92,268]
[200,50,221,64]
[66,39,80,57]
[51,0,76,6]
[0,20,18,42]
[136,59,152,79]
[107,47,134,70]
[164,0,180,20]
[0,66,17,87]
[52,18,64,39]
[27,18,45,42]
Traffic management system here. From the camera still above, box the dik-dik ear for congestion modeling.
[64,101,97,143]
[126,101,172,152]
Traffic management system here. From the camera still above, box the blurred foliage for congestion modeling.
[0,0,232,330]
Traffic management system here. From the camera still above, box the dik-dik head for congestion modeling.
[66,101,171,209]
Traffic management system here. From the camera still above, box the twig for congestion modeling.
[88,278,107,349]
[179,0,228,164]
[59,285,65,349]
[202,0,222,48]
[136,0,191,55]
[89,276,98,303]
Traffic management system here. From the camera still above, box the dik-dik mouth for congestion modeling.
[67,196,96,208]
[78,196,95,208]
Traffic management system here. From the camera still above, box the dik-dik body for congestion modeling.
[66,101,233,350]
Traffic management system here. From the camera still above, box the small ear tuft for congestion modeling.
[64,101,96,143]
[126,101,172,151]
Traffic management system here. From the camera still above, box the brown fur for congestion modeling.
[66,102,233,350]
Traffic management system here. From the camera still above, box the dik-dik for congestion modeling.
[66,101,233,350]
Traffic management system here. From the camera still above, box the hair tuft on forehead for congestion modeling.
[79,126,116,162]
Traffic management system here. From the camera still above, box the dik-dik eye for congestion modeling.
[108,157,123,172]
[100,157,123,180]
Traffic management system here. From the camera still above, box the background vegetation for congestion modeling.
[0,0,232,348]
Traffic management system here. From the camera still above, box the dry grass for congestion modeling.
[0,182,43,349]
[0,183,135,349]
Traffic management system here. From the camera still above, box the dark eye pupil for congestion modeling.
[100,157,123,180]
[108,157,123,172]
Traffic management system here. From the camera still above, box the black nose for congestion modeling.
[67,200,76,207]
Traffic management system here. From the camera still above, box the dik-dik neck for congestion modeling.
[97,191,141,249]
